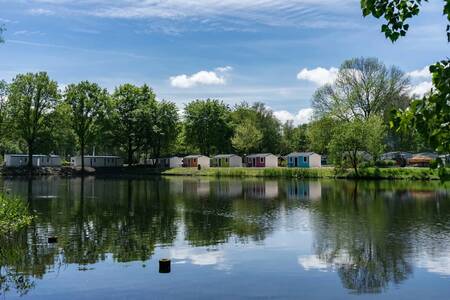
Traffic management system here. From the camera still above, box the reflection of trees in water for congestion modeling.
[310,181,450,294]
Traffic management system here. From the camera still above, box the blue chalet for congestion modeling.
[287,152,322,168]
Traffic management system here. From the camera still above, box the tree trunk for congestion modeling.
[81,140,85,174]
[128,138,133,166]
[27,142,33,171]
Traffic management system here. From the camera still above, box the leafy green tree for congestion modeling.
[231,102,282,154]
[361,0,450,42]
[231,119,263,155]
[280,121,309,154]
[64,81,109,171]
[329,116,386,175]
[361,1,450,158]
[392,61,450,154]
[141,100,179,160]
[8,72,59,169]
[313,57,409,121]
[184,99,233,155]
[111,84,156,164]
[307,117,338,155]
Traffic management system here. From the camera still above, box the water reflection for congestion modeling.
[0,178,449,298]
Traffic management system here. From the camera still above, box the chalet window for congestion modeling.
[261,157,265,163]
[303,157,307,162]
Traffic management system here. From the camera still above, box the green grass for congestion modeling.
[161,167,448,180]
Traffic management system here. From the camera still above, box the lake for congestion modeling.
[1,177,450,299]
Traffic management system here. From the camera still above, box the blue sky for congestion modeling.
[0,0,448,124]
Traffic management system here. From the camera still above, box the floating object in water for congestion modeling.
[159,259,171,273]
[48,237,58,244]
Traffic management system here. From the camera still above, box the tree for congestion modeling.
[392,61,450,154]
[313,57,410,121]
[8,72,59,169]
[361,0,450,42]
[64,81,109,172]
[111,84,156,165]
[231,119,263,155]
[143,100,179,159]
[360,1,450,159]
[231,102,282,154]
[329,116,385,175]
[279,121,309,154]
[184,99,233,155]
[306,117,338,155]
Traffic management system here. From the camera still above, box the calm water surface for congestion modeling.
[1,177,450,299]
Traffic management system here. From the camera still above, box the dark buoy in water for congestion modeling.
[159,259,171,273]
[48,237,58,244]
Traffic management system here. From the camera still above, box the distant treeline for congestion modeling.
[0,57,433,169]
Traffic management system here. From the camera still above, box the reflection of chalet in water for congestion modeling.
[287,181,322,200]
[243,180,279,199]
[211,180,243,198]
[182,179,210,197]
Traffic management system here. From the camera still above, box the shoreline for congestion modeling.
[1,166,447,181]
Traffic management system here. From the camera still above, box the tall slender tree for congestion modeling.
[8,72,59,169]
[64,81,109,172]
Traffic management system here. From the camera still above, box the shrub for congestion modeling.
[375,160,397,167]
[0,194,33,235]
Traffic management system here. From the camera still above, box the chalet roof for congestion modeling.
[6,154,60,158]
[287,152,319,157]
[247,153,275,158]
[214,154,241,159]
[184,155,209,159]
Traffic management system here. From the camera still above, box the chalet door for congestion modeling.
[252,158,256,167]
[294,157,298,167]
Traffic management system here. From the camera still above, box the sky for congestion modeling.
[0,0,448,125]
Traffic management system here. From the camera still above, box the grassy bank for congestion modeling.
[162,167,448,180]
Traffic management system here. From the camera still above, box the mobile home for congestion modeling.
[246,153,278,168]
[287,152,321,168]
[4,154,61,167]
[183,155,210,168]
[71,156,123,168]
[156,157,183,168]
[211,154,242,167]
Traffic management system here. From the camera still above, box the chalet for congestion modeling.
[287,152,321,168]
[211,154,242,167]
[407,153,438,167]
[246,153,278,168]
[183,155,210,168]
[4,154,62,167]
[156,157,183,168]
[71,156,123,168]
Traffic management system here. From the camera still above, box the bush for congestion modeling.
[375,160,397,167]
[0,194,33,235]
[429,159,438,169]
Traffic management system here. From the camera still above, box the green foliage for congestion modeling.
[231,102,282,154]
[392,60,450,153]
[307,117,337,155]
[329,116,386,175]
[361,0,450,42]
[231,119,263,155]
[279,121,309,154]
[184,99,233,155]
[375,160,397,167]
[313,57,409,121]
[0,194,32,235]
[8,72,60,167]
[111,84,156,164]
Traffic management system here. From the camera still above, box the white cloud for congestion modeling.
[297,67,338,86]
[409,81,433,97]
[170,67,231,88]
[407,66,431,80]
[28,8,55,16]
[274,108,314,125]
